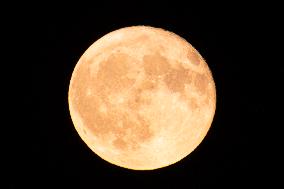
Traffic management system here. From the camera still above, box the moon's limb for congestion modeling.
[68,26,216,170]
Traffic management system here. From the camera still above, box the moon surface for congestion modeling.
[68,26,216,170]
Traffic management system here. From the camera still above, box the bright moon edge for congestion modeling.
[68,26,216,170]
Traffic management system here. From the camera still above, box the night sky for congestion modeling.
[23,1,275,188]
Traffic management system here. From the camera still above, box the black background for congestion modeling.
[23,1,277,188]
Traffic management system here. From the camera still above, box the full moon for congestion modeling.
[68,26,216,170]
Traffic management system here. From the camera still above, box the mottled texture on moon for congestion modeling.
[68,26,216,170]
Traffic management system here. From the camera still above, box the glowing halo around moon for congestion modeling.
[68,26,216,170]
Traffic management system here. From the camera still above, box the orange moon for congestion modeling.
[68,26,216,170]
